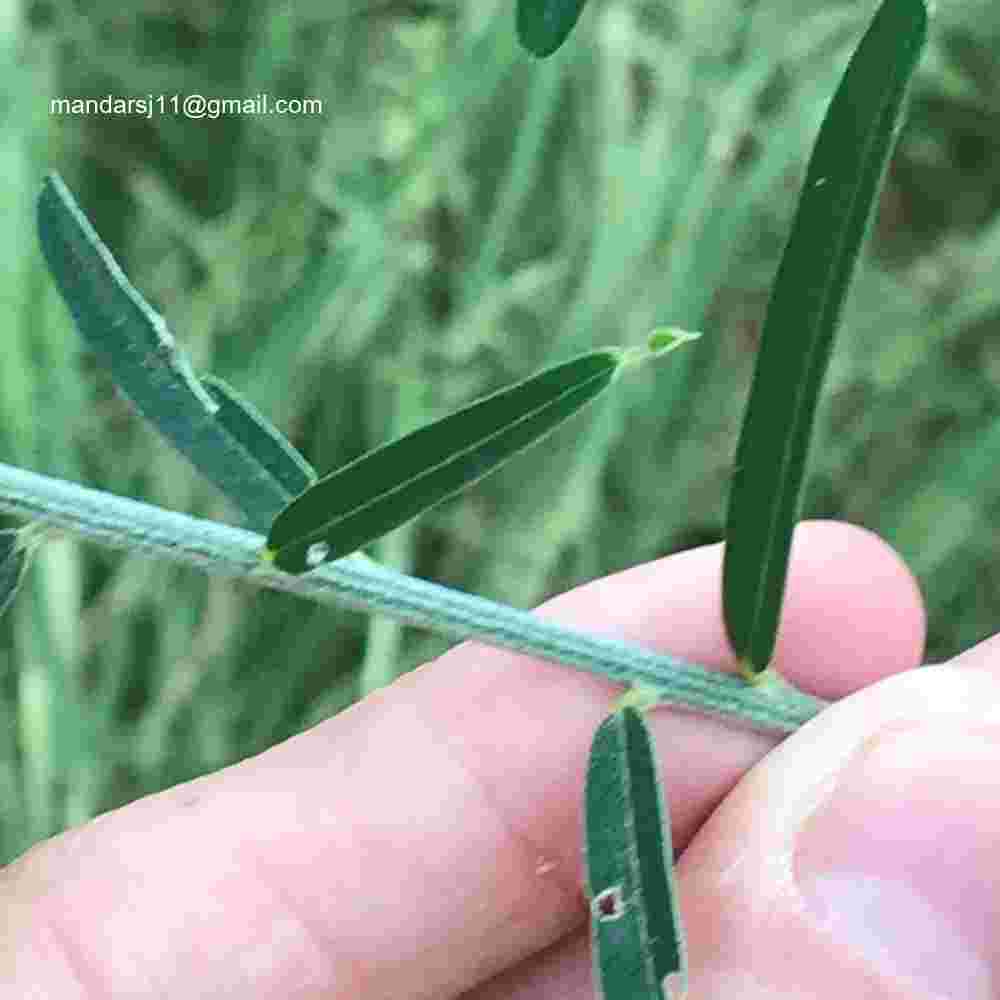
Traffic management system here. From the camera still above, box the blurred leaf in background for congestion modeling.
[5,0,1000,862]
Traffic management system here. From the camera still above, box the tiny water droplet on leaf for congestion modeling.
[306,542,330,567]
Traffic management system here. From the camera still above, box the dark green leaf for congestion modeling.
[585,706,686,1000]
[200,375,317,499]
[722,0,927,679]
[264,349,623,573]
[36,174,303,531]
[517,0,589,57]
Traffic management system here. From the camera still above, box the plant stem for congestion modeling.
[0,461,828,734]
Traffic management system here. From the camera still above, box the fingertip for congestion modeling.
[773,519,926,700]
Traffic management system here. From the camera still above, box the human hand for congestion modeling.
[6,518,963,998]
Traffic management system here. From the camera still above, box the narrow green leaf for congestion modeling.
[36,173,300,531]
[722,0,927,680]
[585,706,687,1000]
[200,375,317,498]
[516,0,588,58]
[264,349,623,573]
[0,525,42,620]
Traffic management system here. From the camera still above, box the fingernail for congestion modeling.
[794,722,1000,999]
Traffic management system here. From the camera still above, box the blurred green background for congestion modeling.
[3,0,1000,863]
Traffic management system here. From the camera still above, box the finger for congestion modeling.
[2,520,924,1000]
[467,652,1000,1000]
[422,518,924,855]
[682,649,1000,998]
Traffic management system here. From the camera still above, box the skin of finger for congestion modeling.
[0,520,924,1000]
[464,660,1000,1000]
[675,659,1000,998]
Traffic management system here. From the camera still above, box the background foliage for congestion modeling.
[3,0,1000,863]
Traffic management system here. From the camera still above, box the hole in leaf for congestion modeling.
[592,886,624,921]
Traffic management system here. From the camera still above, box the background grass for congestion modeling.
[3,0,1000,863]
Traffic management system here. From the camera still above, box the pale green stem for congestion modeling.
[0,461,829,734]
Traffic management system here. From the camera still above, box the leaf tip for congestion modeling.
[615,327,702,372]
[515,13,566,58]
[647,326,702,356]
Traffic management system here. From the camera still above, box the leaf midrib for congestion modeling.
[275,361,615,552]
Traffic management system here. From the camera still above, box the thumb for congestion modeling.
[680,649,1000,998]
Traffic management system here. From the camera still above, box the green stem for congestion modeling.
[0,461,828,734]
